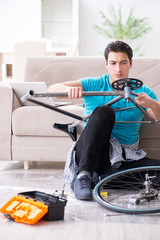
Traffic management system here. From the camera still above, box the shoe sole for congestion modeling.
[75,193,92,200]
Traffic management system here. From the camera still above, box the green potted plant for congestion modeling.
[94,4,151,56]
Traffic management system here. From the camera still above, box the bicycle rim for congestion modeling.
[93,166,160,214]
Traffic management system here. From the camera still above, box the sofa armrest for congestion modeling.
[0,83,13,160]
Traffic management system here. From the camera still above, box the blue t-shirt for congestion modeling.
[80,75,158,145]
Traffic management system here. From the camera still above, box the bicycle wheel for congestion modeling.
[93,166,160,214]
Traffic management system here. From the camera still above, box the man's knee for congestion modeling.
[93,106,115,121]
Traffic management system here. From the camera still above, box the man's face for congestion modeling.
[105,51,133,85]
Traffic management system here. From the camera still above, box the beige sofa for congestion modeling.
[1,56,160,169]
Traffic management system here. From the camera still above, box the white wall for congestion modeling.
[0,0,41,50]
[0,0,160,57]
[79,0,160,57]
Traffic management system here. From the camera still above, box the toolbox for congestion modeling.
[0,191,67,224]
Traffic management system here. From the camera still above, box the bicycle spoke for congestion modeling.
[93,166,160,214]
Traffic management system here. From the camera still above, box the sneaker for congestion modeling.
[71,175,92,200]
[91,171,100,189]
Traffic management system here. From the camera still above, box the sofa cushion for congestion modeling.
[129,58,160,99]
[24,57,160,100]
[24,56,106,87]
[12,105,84,136]
[12,136,74,162]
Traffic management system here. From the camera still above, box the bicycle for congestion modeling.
[93,166,160,214]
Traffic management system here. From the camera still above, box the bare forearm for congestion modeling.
[147,100,160,122]
[48,83,68,93]
[48,80,83,99]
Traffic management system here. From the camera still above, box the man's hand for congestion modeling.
[67,86,83,99]
[135,92,160,122]
[135,93,155,108]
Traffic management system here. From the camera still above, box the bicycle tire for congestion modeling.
[93,166,160,214]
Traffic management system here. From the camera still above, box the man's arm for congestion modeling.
[48,80,83,99]
[135,93,160,122]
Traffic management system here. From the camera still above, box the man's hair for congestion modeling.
[104,40,133,63]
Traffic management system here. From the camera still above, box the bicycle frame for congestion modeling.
[21,83,159,141]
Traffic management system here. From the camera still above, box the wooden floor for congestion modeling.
[0,161,160,240]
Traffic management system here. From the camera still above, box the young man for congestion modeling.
[49,41,160,200]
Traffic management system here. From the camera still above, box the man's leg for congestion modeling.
[100,157,160,179]
[72,105,115,199]
[120,157,160,170]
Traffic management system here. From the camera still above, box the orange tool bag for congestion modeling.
[0,191,67,224]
